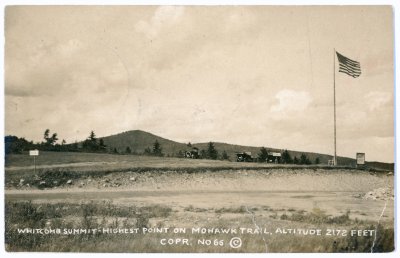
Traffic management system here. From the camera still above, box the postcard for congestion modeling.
[3,4,395,253]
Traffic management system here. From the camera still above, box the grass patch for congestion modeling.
[5,201,394,252]
[5,200,173,251]
[215,206,244,214]
[184,205,208,213]
[280,208,355,225]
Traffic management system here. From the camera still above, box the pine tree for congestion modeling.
[152,140,163,156]
[89,131,96,143]
[281,150,293,164]
[257,147,269,162]
[207,142,218,160]
[300,153,311,165]
[221,150,229,160]
[99,138,106,151]
[50,133,58,145]
[82,131,99,151]
[44,129,50,143]
[43,129,58,146]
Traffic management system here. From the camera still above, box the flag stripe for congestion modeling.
[339,60,360,69]
[339,69,361,77]
[339,66,361,74]
[338,64,361,72]
[339,71,360,78]
[339,60,360,68]
[336,51,361,78]
[338,66,361,75]
[338,62,361,70]
[339,69,361,76]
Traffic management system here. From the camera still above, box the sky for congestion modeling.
[4,5,394,162]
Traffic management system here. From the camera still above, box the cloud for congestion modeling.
[4,6,394,162]
[364,91,392,111]
[5,38,87,97]
[5,37,131,99]
[135,6,185,39]
[270,89,312,114]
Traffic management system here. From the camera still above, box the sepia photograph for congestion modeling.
[2,3,396,253]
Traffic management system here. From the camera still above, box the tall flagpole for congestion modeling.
[333,49,337,166]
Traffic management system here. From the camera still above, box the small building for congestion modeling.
[267,152,281,163]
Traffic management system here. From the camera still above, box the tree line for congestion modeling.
[5,129,169,157]
[5,129,105,154]
[4,130,321,165]
[273,149,320,165]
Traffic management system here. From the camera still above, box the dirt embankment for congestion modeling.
[6,168,394,194]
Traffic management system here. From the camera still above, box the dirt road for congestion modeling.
[5,168,394,223]
[5,189,392,220]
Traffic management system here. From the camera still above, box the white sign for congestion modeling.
[356,153,365,165]
[29,150,39,156]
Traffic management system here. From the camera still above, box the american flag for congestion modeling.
[336,51,361,78]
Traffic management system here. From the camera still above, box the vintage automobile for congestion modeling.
[236,152,254,162]
[184,147,200,159]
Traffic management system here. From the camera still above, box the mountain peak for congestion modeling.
[101,130,186,154]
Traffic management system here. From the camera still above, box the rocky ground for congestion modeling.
[6,168,394,193]
[363,187,394,201]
